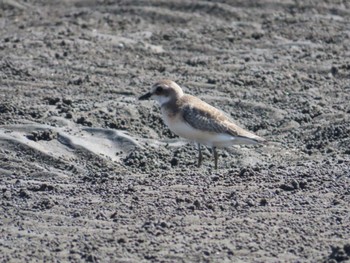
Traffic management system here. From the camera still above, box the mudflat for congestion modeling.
[0,1,349,262]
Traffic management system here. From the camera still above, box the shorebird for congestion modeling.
[139,80,266,169]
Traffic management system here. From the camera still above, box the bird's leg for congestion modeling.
[197,143,202,168]
[212,147,218,170]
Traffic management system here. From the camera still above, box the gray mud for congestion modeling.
[0,0,349,262]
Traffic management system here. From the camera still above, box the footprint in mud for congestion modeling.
[0,119,141,162]
[0,117,188,166]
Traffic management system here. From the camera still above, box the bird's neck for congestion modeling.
[161,97,181,117]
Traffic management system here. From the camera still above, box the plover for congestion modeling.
[139,80,266,169]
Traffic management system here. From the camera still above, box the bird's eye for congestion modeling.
[155,86,163,94]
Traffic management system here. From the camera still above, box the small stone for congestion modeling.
[160,222,167,228]
[170,157,178,166]
[19,189,30,199]
[117,238,126,244]
[260,198,268,206]
[193,200,201,208]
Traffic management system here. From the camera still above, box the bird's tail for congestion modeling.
[252,135,267,144]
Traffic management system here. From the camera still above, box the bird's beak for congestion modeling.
[139,92,152,100]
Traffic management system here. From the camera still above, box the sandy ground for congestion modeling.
[0,0,350,262]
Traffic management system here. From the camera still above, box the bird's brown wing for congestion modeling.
[182,104,234,134]
[181,97,265,143]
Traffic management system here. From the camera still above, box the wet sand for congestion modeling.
[0,0,349,262]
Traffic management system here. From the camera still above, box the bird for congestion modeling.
[139,79,266,169]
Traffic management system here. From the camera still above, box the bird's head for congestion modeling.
[139,80,184,106]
